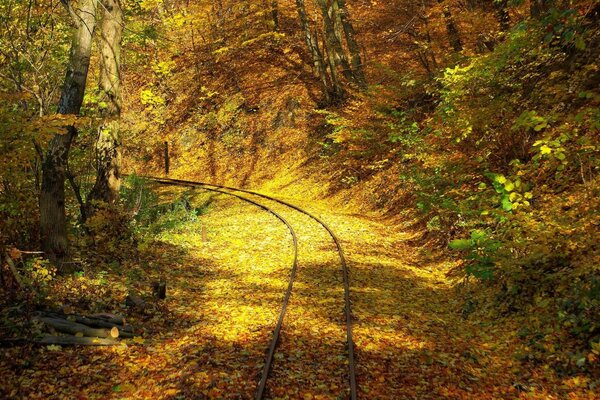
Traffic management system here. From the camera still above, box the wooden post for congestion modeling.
[164,141,169,175]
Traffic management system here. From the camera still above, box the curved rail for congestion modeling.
[145,176,357,400]
[148,178,300,398]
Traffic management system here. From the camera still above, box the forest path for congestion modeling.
[2,184,558,399]
[140,184,529,399]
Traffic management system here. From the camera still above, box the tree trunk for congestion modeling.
[331,0,344,49]
[336,0,367,90]
[87,0,123,211]
[439,1,463,52]
[294,0,332,102]
[40,0,97,265]
[316,0,354,83]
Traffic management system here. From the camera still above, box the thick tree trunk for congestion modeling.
[87,0,123,210]
[294,0,332,102]
[336,0,367,90]
[40,0,97,265]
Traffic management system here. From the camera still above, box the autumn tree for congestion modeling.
[295,0,333,101]
[39,0,98,264]
[0,1,68,118]
[295,0,367,102]
[86,0,124,211]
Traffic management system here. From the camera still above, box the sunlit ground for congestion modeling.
[1,184,595,399]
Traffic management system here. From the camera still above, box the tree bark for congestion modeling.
[336,0,367,90]
[294,0,332,102]
[316,0,354,84]
[40,0,97,265]
[87,0,123,210]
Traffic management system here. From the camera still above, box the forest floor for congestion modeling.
[1,183,596,399]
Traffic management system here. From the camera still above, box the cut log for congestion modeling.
[43,312,133,333]
[38,317,120,338]
[89,313,125,325]
[37,335,120,346]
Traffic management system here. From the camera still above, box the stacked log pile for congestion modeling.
[35,312,135,346]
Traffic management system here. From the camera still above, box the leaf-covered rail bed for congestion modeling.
[147,176,357,400]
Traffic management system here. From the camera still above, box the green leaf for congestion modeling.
[470,230,486,241]
[449,239,472,250]
[501,197,513,211]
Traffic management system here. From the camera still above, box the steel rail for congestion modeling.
[147,178,300,399]
[144,176,357,400]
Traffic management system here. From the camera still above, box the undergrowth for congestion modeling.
[328,11,600,374]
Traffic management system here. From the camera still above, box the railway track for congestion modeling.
[145,176,357,400]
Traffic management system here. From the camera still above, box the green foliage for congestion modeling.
[386,110,420,144]
[541,8,587,49]
[21,257,56,301]
[488,173,532,211]
[121,174,159,224]
[355,6,600,367]
[449,230,501,280]
[314,109,352,144]
[120,176,210,247]
[512,110,549,132]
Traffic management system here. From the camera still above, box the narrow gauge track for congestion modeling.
[145,176,357,400]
